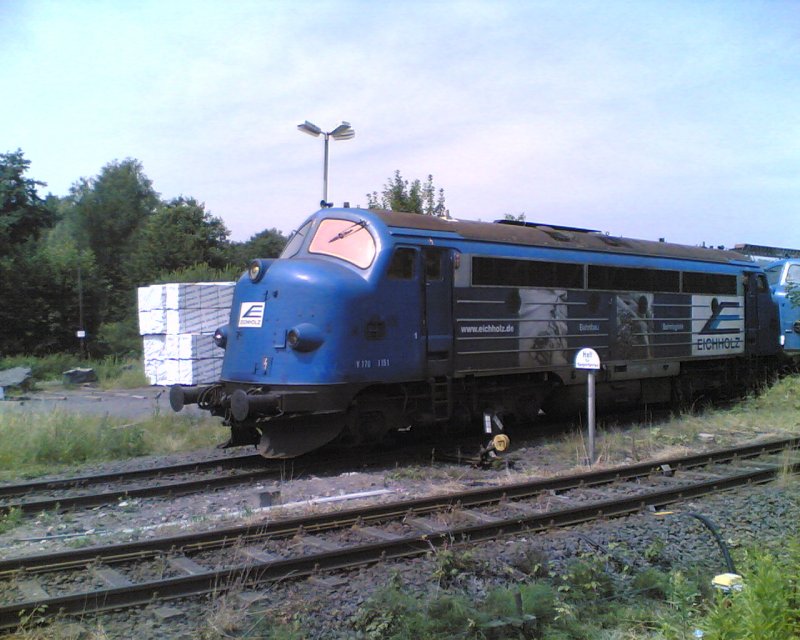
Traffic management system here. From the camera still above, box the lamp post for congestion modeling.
[297,120,355,207]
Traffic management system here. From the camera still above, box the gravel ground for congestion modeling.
[2,388,799,639]
[18,480,796,640]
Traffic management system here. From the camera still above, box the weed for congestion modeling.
[431,547,486,588]
[631,567,670,600]
[0,506,23,534]
[698,547,799,639]
[657,570,702,639]
[508,545,551,578]
[351,585,420,639]
[484,582,558,625]
[643,537,669,568]
[202,592,250,639]
[557,553,616,602]
[386,464,433,482]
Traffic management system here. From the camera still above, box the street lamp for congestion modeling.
[297,120,355,208]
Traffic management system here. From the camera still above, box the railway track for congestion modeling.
[0,404,700,518]
[0,436,798,630]
[0,443,433,517]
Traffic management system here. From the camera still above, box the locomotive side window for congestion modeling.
[787,264,800,284]
[765,265,783,285]
[472,257,583,288]
[280,220,313,258]
[587,265,680,292]
[682,272,737,294]
[388,248,416,279]
[764,264,783,284]
[424,250,443,280]
[308,218,377,269]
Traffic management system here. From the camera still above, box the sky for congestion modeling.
[2,0,799,250]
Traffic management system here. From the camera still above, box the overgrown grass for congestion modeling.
[539,374,800,470]
[695,539,800,640]
[0,354,148,389]
[0,410,224,481]
[339,534,800,640]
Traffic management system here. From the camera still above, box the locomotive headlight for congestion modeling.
[248,259,269,283]
[286,323,324,352]
[213,325,228,349]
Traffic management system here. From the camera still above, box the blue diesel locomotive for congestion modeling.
[170,207,781,457]
[765,258,800,357]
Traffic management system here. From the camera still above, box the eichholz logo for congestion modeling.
[238,302,265,328]
[699,298,741,335]
[691,295,743,356]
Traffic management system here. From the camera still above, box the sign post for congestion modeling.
[574,348,601,465]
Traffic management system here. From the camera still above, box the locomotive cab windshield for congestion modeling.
[280,216,377,271]
[308,218,376,268]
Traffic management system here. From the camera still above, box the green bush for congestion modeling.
[0,353,80,382]
[95,317,142,357]
[154,262,241,284]
[92,356,148,389]
[558,554,616,602]
[0,354,147,388]
[484,583,558,625]
[632,567,671,600]
[698,546,800,639]
[431,548,488,588]
[351,585,426,639]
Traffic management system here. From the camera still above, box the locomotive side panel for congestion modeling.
[453,252,746,379]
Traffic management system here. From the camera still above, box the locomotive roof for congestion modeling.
[366,209,752,266]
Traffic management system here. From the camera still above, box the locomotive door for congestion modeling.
[744,272,779,356]
[423,247,453,375]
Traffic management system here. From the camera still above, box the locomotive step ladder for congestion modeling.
[430,376,452,421]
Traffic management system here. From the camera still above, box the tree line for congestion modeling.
[1,151,287,357]
[1,150,448,358]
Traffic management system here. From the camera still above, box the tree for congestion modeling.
[132,197,231,283]
[0,149,57,253]
[0,151,68,355]
[367,170,449,217]
[227,228,288,268]
[70,158,159,311]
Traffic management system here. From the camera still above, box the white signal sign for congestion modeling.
[574,347,601,370]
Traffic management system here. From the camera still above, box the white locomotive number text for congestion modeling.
[355,358,390,369]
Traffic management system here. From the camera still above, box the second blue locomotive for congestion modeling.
[171,207,783,457]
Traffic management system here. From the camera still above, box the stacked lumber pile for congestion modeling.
[138,283,234,385]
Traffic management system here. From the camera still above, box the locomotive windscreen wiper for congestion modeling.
[329,219,366,243]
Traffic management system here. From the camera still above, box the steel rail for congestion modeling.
[0,457,797,629]
[0,466,286,517]
[1,436,796,576]
[0,453,265,499]
[0,443,428,517]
